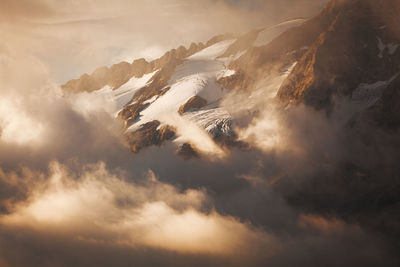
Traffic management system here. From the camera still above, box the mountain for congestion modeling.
[62,22,305,155]
[277,0,400,111]
[63,0,400,154]
[62,34,232,94]
[60,0,400,251]
[229,0,400,108]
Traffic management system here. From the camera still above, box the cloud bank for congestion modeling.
[0,0,399,266]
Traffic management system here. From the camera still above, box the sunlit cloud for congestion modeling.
[0,96,44,145]
[0,162,277,255]
[0,0,395,266]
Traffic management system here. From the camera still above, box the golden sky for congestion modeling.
[0,1,398,266]
[0,0,328,83]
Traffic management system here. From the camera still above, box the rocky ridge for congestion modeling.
[63,0,400,153]
[62,34,234,94]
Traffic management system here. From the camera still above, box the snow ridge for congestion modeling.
[124,39,238,152]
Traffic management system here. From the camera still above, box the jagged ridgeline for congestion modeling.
[63,0,400,154]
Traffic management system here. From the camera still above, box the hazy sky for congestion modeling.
[0,0,328,83]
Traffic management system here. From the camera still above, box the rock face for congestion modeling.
[178,96,207,115]
[59,0,400,255]
[262,0,400,250]
[117,58,182,129]
[224,0,340,93]
[124,121,176,152]
[223,0,400,110]
[217,0,400,132]
[62,0,400,152]
[114,37,243,153]
[177,143,200,159]
[218,29,262,58]
[277,0,400,110]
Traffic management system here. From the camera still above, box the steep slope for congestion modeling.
[222,0,343,93]
[63,0,400,154]
[277,0,400,110]
[219,0,400,130]
[123,39,238,155]
[59,0,400,257]
[264,0,400,249]
[64,34,256,155]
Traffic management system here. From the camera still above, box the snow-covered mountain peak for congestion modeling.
[124,38,238,155]
[63,0,400,156]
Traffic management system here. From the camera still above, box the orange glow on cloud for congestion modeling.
[0,162,277,256]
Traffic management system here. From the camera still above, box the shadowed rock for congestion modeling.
[177,143,200,160]
[178,96,208,115]
[125,121,176,153]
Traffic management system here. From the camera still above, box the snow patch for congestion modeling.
[352,75,397,107]
[388,43,399,55]
[142,95,158,105]
[126,40,237,155]
[70,70,158,118]
[377,37,385,58]
[254,19,305,47]
[217,69,236,79]
[112,70,159,113]
[183,108,232,137]
[377,37,399,58]
[188,40,236,60]
[234,65,298,151]
[246,62,297,108]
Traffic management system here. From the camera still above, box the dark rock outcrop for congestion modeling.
[117,59,183,127]
[178,96,207,115]
[118,102,150,125]
[224,0,342,92]
[125,121,176,153]
[177,143,200,159]
[277,0,400,110]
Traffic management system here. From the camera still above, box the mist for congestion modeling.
[1,0,399,266]
[0,0,328,83]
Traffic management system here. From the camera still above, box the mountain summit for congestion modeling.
[63,0,400,153]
